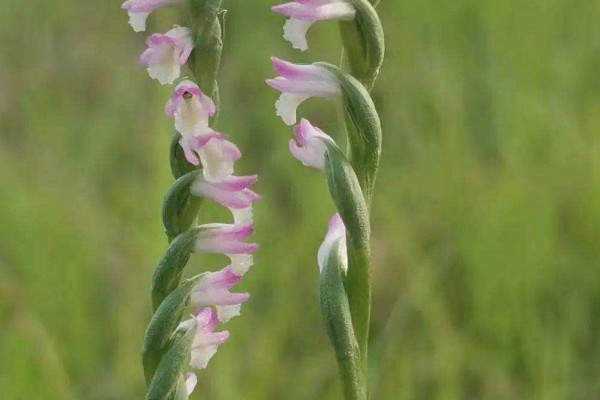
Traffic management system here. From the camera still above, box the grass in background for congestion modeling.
[1,0,600,399]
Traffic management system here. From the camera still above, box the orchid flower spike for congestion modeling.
[266,57,341,125]
[178,308,230,374]
[289,118,333,170]
[165,80,217,164]
[140,26,194,85]
[317,213,348,272]
[190,266,251,322]
[121,0,185,32]
[272,0,356,51]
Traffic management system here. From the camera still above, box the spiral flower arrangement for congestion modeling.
[268,0,384,399]
[122,1,260,399]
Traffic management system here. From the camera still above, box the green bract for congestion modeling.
[339,0,385,91]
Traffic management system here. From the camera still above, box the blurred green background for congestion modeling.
[1,0,600,399]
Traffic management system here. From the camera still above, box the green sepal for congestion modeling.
[151,227,205,310]
[319,239,366,400]
[145,325,195,400]
[322,139,372,360]
[163,169,204,242]
[339,0,384,91]
[143,279,198,385]
[316,63,382,207]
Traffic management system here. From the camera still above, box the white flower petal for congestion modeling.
[275,93,310,126]
[190,345,218,370]
[128,11,150,32]
[184,372,197,395]
[283,19,314,51]
[216,304,242,322]
[146,45,181,84]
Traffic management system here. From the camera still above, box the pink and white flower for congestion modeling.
[190,266,251,322]
[272,0,356,51]
[191,172,259,231]
[191,174,260,210]
[165,80,217,163]
[317,213,348,272]
[178,308,230,372]
[194,136,242,182]
[140,26,194,85]
[266,57,341,125]
[194,223,258,256]
[121,0,185,32]
[194,223,257,277]
[289,118,332,169]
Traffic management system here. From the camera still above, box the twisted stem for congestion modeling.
[319,2,385,400]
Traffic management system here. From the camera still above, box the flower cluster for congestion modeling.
[269,4,354,255]
[123,0,259,393]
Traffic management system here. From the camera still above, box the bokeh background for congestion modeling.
[1,0,600,399]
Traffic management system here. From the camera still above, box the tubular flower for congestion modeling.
[193,223,257,277]
[191,174,260,210]
[317,213,348,272]
[272,0,356,51]
[266,57,341,125]
[178,308,230,374]
[140,26,194,85]
[193,136,242,182]
[194,223,258,256]
[165,80,217,164]
[289,118,332,170]
[190,266,251,322]
[121,0,185,32]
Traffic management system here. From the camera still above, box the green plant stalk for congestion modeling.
[320,239,366,400]
[315,2,385,399]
